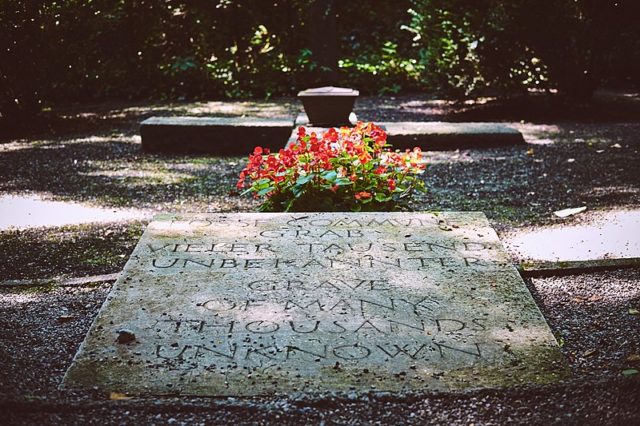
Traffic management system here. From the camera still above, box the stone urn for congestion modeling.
[297,86,359,126]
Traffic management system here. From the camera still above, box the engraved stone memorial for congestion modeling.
[63,212,569,395]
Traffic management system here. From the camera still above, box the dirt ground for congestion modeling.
[0,90,639,424]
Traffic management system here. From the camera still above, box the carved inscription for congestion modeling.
[63,213,568,395]
[140,214,506,373]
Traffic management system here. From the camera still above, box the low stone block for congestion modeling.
[62,212,568,396]
[382,122,525,150]
[140,116,294,155]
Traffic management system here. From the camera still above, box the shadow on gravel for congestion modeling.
[0,223,144,281]
[0,140,248,209]
[1,123,638,226]
[0,283,111,396]
[0,99,298,143]
[529,270,640,377]
[356,90,640,124]
[419,125,640,225]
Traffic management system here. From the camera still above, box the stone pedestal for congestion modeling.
[298,87,359,127]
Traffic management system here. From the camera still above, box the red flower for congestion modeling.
[387,178,396,191]
[237,122,425,210]
[323,127,338,143]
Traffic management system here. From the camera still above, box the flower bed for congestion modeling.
[237,122,426,212]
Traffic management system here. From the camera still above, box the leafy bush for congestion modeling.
[237,123,426,212]
[1,0,638,122]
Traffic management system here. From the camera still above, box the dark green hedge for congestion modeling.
[1,0,638,121]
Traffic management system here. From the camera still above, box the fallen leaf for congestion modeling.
[626,354,640,362]
[109,392,132,400]
[57,315,75,323]
[621,369,639,377]
[629,308,639,315]
[554,206,587,218]
[583,349,598,357]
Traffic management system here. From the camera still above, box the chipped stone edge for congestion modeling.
[518,257,640,278]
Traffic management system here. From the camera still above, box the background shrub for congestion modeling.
[1,0,638,122]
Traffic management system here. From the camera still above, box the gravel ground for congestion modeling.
[1,91,639,424]
[1,119,638,280]
[1,270,639,424]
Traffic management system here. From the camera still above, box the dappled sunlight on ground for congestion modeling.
[171,101,297,118]
[79,168,196,185]
[58,100,298,120]
[502,209,640,262]
[0,194,151,230]
[514,123,561,145]
[0,135,140,153]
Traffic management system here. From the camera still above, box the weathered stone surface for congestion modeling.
[63,212,568,396]
[140,116,293,155]
[382,122,525,150]
[294,112,358,127]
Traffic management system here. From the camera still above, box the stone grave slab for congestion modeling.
[382,122,525,150]
[63,212,568,396]
[140,116,293,155]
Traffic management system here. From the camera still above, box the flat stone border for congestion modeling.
[381,122,524,150]
[141,115,524,154]
[519,258,640,278]
[0,273,119,288]
[140,116,294,155]
[286,121,523,151]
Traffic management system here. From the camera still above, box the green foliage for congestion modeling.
[237,123,426,212]
[1,0,638,122]
[405,0,640,99]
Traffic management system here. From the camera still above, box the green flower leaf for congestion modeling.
[320,170,337,182]
[334,177,353,186]
[375,192,392,202]
[296,174,314,186]
[257,186,274,196]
